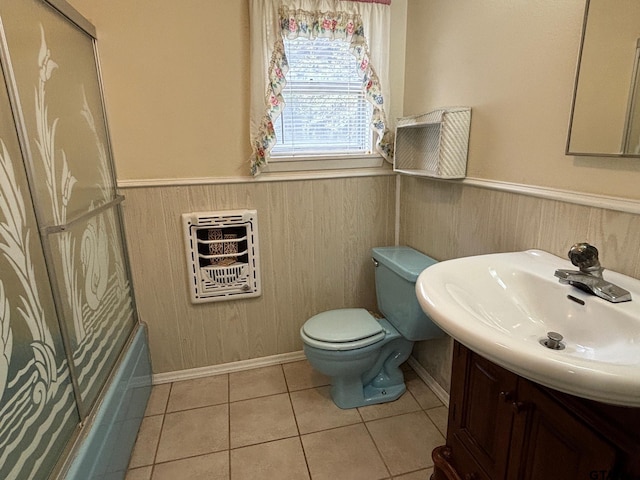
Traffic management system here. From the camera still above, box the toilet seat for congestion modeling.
[301,308,386,351]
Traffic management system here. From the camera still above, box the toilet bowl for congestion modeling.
[300,246,442,409]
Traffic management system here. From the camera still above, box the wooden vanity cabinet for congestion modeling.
[432,342,640,480]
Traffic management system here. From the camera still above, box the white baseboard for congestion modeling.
[153,350,307,385]
[153,350,450,409]
[407,355,450,407]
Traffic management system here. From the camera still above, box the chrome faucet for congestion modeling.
[554,243,631,303]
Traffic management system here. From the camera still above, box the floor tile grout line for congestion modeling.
[365,410,441,479]
[157,400,230,416]
[362,420,392,479]
[228,364,288,404]
[229,388,289,404]
[279,361,310,474]
[287,383,331,394]
[150,449,230,467]
[424,406,448,439]
[141,406,444,475]
[286,391,303,438]
[150,381,173,477]
[129,382,171,472]
[126,360,446,478]
[299,419,364,438]
[280,363,290,392]
[297,431,314,480]
[229,432,302,452]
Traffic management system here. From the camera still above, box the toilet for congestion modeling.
[300,246,443,409]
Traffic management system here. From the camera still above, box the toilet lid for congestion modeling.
[302,308,384,348]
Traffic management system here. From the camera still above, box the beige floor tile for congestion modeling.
[230,437,310,480]
[229,365,287,402]
[145,384,171,416]
[425,406,449,437]
[230,393,298,448]
[129,415,163,468]
[129,364,447,479]
[393,468,433,479]
[290,386,362,434]
[152,452,229,480]
[301,424,389,480]
[405,375,443,410]
[282,360,330,391]
[125,466,152,480]
[400,362,414,374]
[357,390,422,422]
[156,404,229,463]
[167,375,228,412]
[366,411,444,476]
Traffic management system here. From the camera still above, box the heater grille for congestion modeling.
[182,210,261,303]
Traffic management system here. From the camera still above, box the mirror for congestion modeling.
[567,0,640,156]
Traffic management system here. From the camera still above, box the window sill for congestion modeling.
[255,163,394,182]
[262,154,384,173]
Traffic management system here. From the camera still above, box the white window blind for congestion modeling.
[271,37,373,158]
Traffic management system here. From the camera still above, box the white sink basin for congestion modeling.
[416,249,640,407]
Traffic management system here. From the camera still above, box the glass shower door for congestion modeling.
[0,0,137,418]
[0,58,79,480]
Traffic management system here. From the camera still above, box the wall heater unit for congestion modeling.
[182,209,261,303]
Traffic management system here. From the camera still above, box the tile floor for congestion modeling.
[125,360,448,480]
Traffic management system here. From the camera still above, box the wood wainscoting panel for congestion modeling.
[121,175,395,373]
[401,175,640,392]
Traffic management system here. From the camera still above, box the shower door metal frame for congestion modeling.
[0,0,141,422]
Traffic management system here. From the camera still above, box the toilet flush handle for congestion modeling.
[372,258,379,267]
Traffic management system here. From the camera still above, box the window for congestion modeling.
[248,0,393,176]
[271,37,374,159]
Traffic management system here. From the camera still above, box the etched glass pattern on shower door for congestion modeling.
[0,57,79,480]
[47,207,135,406]
[0,0,116,226]
[0,0,136,412]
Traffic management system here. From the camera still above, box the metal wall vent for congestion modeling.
[182,209,261,303]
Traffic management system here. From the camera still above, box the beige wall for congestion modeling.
[402,1,640,390]
[68,0,251,179]
[68,0,407,180]
[66,0,640,389]
[62,0,405,373]
[404,0,640,199]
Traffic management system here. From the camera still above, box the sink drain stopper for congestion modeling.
[540,331,565,350]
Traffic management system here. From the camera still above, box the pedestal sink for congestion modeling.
[416,249,640,406]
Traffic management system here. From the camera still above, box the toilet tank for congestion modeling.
[371,246,443,341]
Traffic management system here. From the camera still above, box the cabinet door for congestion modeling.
[507,380,617,480]
[448,343,518,480]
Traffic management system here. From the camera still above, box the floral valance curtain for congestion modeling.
[249,0,392,176]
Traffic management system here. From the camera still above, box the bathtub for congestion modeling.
[59,323,152,479]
